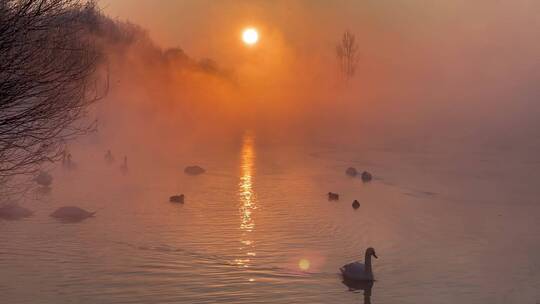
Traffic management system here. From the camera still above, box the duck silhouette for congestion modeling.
[328,192,339,200]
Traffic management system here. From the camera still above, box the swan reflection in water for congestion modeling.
[236,132,257,268]
[342,278,374,304]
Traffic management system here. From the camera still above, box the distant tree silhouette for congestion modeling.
[0,0,105,183]
[336,30,359,81]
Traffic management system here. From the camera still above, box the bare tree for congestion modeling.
[0,0,105,184]
[336,30,359,81]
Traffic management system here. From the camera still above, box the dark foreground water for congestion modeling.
[1,133,539,303]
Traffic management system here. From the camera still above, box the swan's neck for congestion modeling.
[364,253,373,277]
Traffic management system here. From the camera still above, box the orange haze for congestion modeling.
[97,0,540,147]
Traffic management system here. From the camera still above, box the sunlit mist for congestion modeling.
[3,1,540,303]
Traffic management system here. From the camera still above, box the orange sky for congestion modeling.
[98,0,540,137]
[98,0,540,84]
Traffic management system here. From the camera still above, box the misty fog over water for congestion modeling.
[1,0,540,303]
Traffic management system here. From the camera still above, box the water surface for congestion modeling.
[1,134,539,303]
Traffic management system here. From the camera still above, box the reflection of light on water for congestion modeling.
[236,132,257,268]
[299,259,310,271]
[289,252,326,273]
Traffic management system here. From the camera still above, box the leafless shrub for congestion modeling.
[0,0,106,184]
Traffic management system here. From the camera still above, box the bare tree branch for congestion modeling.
[0,0,106,184]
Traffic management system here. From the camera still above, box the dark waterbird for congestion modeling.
[50,206,95,222]
[0,203,33,220]
[184,165,206,176]
[352,200,360,209]
[346,167,358,177]
[170,194,184,203]
[361,171,373,182]
[34,171,53,187]
[328,192,339,200]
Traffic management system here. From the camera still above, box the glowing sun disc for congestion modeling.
[242,28,259,45]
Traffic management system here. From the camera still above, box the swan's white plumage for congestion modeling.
[341,247,377,281]
[341,262,371,280]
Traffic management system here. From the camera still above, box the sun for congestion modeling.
[242,28,259,46]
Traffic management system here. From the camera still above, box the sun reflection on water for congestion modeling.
[237,132,257,267]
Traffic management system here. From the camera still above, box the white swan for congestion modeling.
[341,247,378,281]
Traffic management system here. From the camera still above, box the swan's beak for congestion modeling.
[373,253,378,259]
